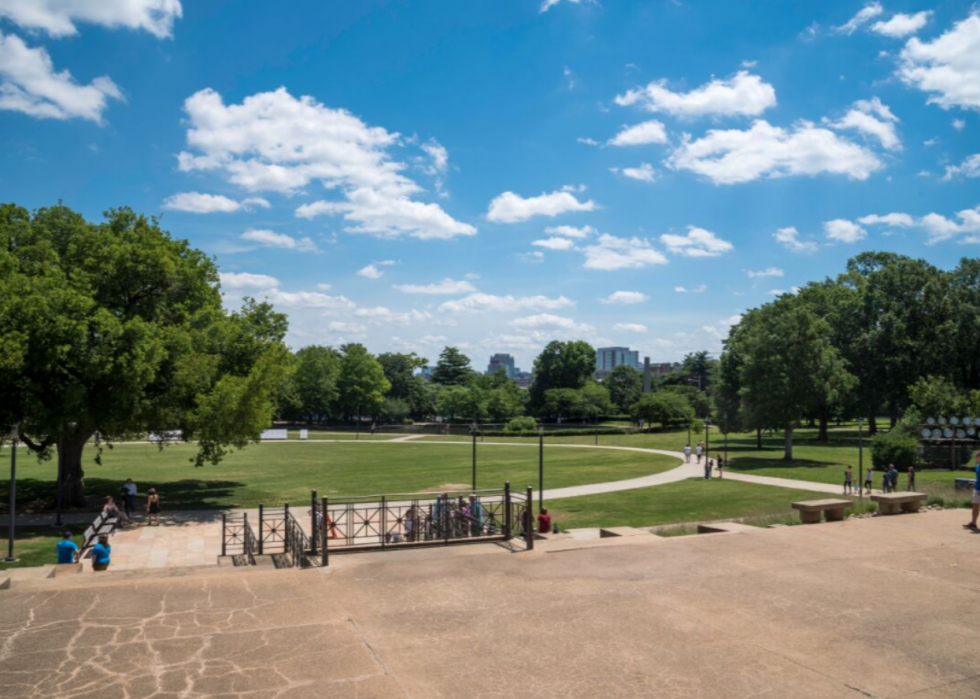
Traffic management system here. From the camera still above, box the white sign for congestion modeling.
[149,430,182,443]
[260,429,289,441]
[299,429,309,440]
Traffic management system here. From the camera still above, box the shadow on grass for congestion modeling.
[0,478,246,515]
[727,458,846,472]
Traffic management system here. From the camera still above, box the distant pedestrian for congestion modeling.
[889,464,899,493]
[122,478,137,518]
[684,445,692,463]
[716,456,724,479]
[864,469,874,495]
[370,421,377,436]
[843,466,853,495]
[964,450,980,530]
[103,496,131,526]
[146,488,161,526]
[91,535,111,572]
[56,531,79,564]
[696,444,703,464]
[907,465,916,491]
[882,469,891,493]
[704,459,714,479]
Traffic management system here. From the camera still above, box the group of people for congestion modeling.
[843,465,916,495]
[683,442,724,479]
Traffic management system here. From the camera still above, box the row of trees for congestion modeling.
[717,252,980,459]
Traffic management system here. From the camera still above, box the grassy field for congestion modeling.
[0,524,87,571]
[0,441,678,513]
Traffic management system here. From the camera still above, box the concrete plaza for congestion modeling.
[2,509,979,698]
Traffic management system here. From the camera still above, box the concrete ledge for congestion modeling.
[0,576,10,590]
[53,563,84,577]
[599,526,651,538]
[871,492,927,515]
[697,521,761,535]
[791,499,851,524]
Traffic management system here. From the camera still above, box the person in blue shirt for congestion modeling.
[56,531,78,564]
[966,451,980,531]
[90,534,112,571]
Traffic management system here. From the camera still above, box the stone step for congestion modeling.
[697,521,763,535]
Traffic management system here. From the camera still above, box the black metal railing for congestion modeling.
[221,512,257,565]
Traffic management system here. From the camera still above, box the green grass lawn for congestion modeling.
[0,524,88,571]
[0,441,678,513]
[544,478,866,531]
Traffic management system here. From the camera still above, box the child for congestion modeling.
[844,466,853,495]
[864,468,874,494]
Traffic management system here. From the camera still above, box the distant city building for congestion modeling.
[486,353,516,379]
[650,362,683,377]
[596,346,640,378]
[513,370,533,389]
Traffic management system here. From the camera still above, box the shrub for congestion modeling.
[503,416,538,433]
[871,428,918,470]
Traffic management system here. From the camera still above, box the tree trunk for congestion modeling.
[868,415,878,436]
[756,427,762,449]
[889,413,898,429]
[783,426,794,461]
[59,432,90,508]
[817,411,829,442]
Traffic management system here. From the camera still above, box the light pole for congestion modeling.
[705,420,710,470]
[858,417,864,500]
[538,426,544,512]
[471,422,477,491]
[54,430,63,527]
[355,402,360,441]
[5,424,17,563]
[724,416,728,471]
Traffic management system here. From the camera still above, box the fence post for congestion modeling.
[258,504,264,555]
[443,493,450,546]
[244,512,251,558]
[503,481,512,541]
[381,495,387,548]
[221,513,227,557]
[310,490,317,555]
[320,498,330,568]
[525,486,534,551]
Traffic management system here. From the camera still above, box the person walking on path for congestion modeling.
[843,466,853,495]
[146,488,161,526]
[704,458,714,480]
[907,465,916,491]
[889,464,900,493]
[966,451,980,531]
[56,531,79,564]
[91,535,111,571]
[684,445,692,463]
[864,468,874,495]
[881,468,891,493]
[122,478,137,518]
[695,444,703,464]
[716,456,724,479]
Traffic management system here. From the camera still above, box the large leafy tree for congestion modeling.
[430,346,473,386]
[681,350,716,391]
[529,340,596,413]
[377,351,426,401]
[281,345,340,422]
[0,203,289,504]
[605,364,642,413]
[335,344,390,418]
[630,392,694,428]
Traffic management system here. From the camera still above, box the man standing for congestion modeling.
[965,451,980,531]
[122,478,137,519]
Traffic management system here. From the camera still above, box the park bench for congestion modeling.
[871,492,927,515]
[955,478,974,491]
[791,499,852,524]
[78,512,118,560]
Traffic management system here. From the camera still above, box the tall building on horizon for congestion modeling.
[486,353,517,379]
[596,346,640,378]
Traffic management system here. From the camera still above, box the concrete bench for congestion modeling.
[871,492,927,515]
[791,499,852,524]
[955,478,974,491]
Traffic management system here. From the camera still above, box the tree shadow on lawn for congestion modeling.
[0,478,246,515]
[727,458,845,472]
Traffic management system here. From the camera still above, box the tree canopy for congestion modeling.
[529,340,596,412]
[430,346,473,386]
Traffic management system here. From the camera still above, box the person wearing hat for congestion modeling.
[146,488,161,526]
[56,531,79,564]
[90,535,111,571]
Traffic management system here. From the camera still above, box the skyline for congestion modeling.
[1,1,979,367]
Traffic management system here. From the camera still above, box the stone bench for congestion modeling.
[791,499,852,524]
[871,492,927,515]
[955,478,974,491]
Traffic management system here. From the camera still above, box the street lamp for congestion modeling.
[858,418,864,500]
[538,425,544,512]
[471,421,478,491]
[5,424,18,563]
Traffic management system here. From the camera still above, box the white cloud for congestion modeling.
[919,206,980,244]
[241,228,318,253]
[486,187,596,223]
[953,118,966,130]
[614,323,647,333]
[675,285,707,293]
[0,0,182,38]
[747,267,784,278]
[539,0,594,13]
[357,264,384,279]
[827,97,901,150]
[532,237,577,251]
[316,283,332,291]
[660,226,734,257]
[0,31,122,123]
[260,290,356,309]
[668,119,882,184]
[768,289,787,296]
[177,87,473,239]
[219,272,280,290]
[420,139,448,173]
[858,212,915,227]
[836,3,883,35]
[610,163,656,182]
[582,234,669,271]
[393,278,477,295]
[943,154,980,180]
[615,71,776,118]
[702,314,743,339]
[898,14,980,111]
[599,291,648,304]
[577,136,600,146]
[328,321,367,334]
[354,307,432,325]
[162,191,271,214]
[872,11,932,38]
[512,314,594,333]
[545,224,595,239]
[439,293,574,313]
[824,218,867,243]
[608,120,668,146]
[773,226,818,253]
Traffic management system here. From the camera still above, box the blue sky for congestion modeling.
[1,1,978,369]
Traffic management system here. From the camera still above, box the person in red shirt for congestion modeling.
[537,509,552,534]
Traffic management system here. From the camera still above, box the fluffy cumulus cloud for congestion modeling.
[357,264,385,279]
[835,2,883,35]
[918,206,980,244]
[943,154,980,180]
[773,226,818,253]
[614,323,647,333]
[486,187,596,223]
[674,285,707,293]
[0,0,182,38]
[219,272,280,290]
[0,32,122,122]
[872,11,932,38]
[582,234,668,271]
[615,71,776,118]
[668,120,882,184]
[599,291,648,304]
[858,212,915,227]
[511,314,594,333]
[162,191,270,213]
[539,0,594,13]
[608,120,668,146]
[532,237,577,251]
[827,97,901,150]
[660,226,733,257]
[747,267,784,278]
[610,163,656,182]
[176,87,473,239]
[898,14,980,111]
[439,293,574,313]
[545,224,595,238]
[241,228,318,252]
[824,218,867,243]
[393,278,477,295]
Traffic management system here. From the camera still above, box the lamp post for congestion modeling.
[705,420,710,470]
[5,424,18,563]
[471,422,477,491]
[724,416,728,470]
[858,418,864,500]
[355,402,360,441]
[538,426,544,512]
[54,430,63,527]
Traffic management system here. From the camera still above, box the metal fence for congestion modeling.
[221,512,257,566]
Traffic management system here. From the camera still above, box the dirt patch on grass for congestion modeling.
[431,483,472,493]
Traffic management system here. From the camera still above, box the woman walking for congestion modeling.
[146,488,161,526]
